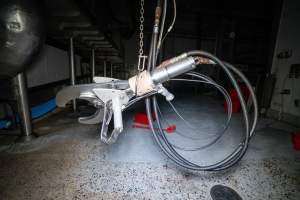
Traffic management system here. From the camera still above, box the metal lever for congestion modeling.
[100,97,124,144]
[56,80,130,144]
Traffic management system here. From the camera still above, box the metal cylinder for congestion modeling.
[69,37,76,111]
[91,48,95,80]
[151,56,196,84]
[14,72,34,141]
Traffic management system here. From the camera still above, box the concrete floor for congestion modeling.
[0,95,299,200]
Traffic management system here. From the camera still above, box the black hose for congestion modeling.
[141,0,256,171]
[224,62,258,137]
[157,72,233,151]
[146,50,253,171]
[157,73,232,142]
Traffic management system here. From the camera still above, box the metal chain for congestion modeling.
[137,0,147,71]
[139,0,144,56]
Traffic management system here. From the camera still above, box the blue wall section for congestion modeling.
[0,98,57,129]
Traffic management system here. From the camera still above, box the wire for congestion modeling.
[167,76,232,137]
[126,91,157,109]
[223,62,258,138]
[153,74,233,151]
[146,50,256,171]
[159,0,177,49]
[157,0,167,54]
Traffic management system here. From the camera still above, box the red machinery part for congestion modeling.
[132,113,176,134]
[292,132,300,151]
[224,84,250,113]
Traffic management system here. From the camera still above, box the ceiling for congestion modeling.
[43,0,282,64]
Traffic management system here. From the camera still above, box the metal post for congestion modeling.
[103,60,107,77]
[69,37,76,111]
[110,63,113,77]
[91,48,95,81]
[14,72,36,142]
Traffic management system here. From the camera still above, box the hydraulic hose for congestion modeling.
[158,72,233,151]
[224,62,258,137]
[145,50,255,171]
[154,81,232,151]
[141,0,257,171]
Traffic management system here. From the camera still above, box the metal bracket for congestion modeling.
[138,55,148,71]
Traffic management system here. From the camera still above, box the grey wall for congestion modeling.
[0,44,81,120]
[26,45,81,88]
[270,0,300,117]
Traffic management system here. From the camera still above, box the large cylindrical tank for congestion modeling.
[0,0,45,79]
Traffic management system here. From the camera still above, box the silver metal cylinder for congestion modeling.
[15,72,34,141]
[69,37,76,111]
[151,56,196,84]
[91,48,95,80]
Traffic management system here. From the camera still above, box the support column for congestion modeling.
[110,63,113,77]
[103,60,107,77]
[14,72,36,142]
[91,48,95,81]
[69,37,76,111]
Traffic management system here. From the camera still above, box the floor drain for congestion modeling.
[210,185,243,200]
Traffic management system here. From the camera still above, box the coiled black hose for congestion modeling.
[156,72,233,151]
[142,0,257,171]
[145,51,257,171]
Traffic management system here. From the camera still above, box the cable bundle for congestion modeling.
[144,0,258,171]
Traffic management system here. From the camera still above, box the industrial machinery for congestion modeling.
[0,0,45,78]
[0,0,45,141]
[56,0,258,171]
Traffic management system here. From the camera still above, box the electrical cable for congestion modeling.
[146,51,253,171]
[223,62,258,137]
[154,75,233,151]
[181,51,250,170]
[156,0,167,53]
[162,75,232,138]
[159,0,176,49]
[141,0,257,171]
[126,91,157,109]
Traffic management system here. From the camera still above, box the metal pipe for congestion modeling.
[69,37,76,111]
[14,72,35,141]
[91,48,95,81]
[151,56,196,84]
[103,60,107,77]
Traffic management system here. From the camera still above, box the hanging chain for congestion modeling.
[137,0,147,71]
[139,0,144,56]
